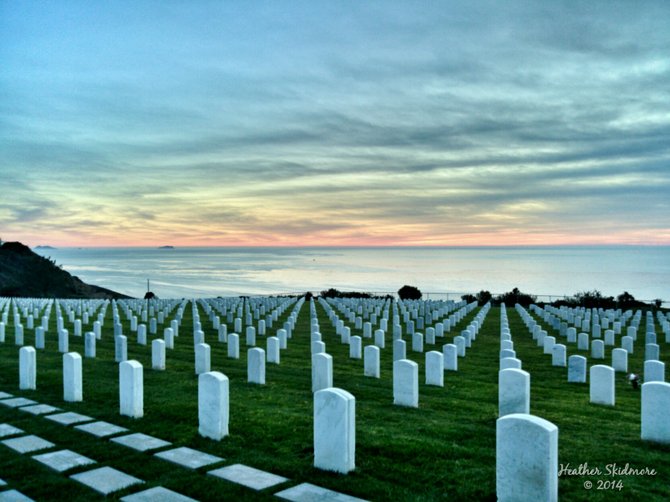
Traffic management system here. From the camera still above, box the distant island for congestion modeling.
[158,245,175,249]
[34,245,57,249]
[0,241,131,299]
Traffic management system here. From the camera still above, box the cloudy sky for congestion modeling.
[1,1,669,247]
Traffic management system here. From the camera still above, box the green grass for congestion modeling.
[0,300,669,501]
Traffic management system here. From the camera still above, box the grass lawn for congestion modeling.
[0,298,669,501]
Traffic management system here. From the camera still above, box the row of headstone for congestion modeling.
[517,304,666,384]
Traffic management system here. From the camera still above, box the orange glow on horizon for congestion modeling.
[12,229,670,249]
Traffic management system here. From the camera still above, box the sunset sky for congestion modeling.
[1,1,669,247]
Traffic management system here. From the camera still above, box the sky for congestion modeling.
[1,0,669,247]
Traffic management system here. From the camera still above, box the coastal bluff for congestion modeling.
[0,241,131,299]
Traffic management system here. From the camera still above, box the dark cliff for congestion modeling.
[0,241,131,299]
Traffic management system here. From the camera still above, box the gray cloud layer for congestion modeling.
[1,1,669,245]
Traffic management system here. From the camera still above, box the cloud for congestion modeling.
[1,1,669,246]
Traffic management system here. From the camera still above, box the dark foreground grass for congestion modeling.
[0,300,668,501]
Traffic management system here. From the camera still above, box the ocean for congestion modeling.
[31,246,669,304]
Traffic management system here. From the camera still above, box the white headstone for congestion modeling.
[119,360,143,418]
[312,353,333,393]
[412,332,424,352]
[443,344,458,371]
[15,324,24,346]
[363,322,371,338]
[454,336,466,357]
[218,324,228,343]
[137,324,147,345]
[194,330,205,346]
[115,335,128,363]
[364,345,380,378]
[277,328,287,349]
[500,357,522,370]
[227,333,240,359]
[590,365,615,406]
[641,382,670,444]
[393,339,406,362]
[199,371,229,440]
[195,343,211,375]
[152,339,166,370]
[267,337,280,364]
[35,326,45,349]
[58,329,69,353]
[313,388,355,474]
[246,326,256,346]
[393,359,418,408]
[499,368,530,416]
[645,343,660,361]
[247,347,266,385]
[425,351,443,386]
[164,328,174,349]
[577,333,589,351]
[19,346,36,390]
[551,344,566,367]
[611,348,628,372]
[63,352,82,402]
[341,326,351,344]
[85,332,96,358]
[496,413,558,502]
[644,360,665,383]
[374,329,385,349]
[568,355,587,383]
[591,339,605,359]
[425,327,435,345]
[543,336,555,355]
[349,336,362,359]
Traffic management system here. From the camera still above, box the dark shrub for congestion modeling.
[496,287,536,307]
[616,291,647,309]
[476,290,492,306]
[398,285,422,300]
[573,290,615,309]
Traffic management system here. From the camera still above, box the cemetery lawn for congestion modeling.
[0,302,669,501]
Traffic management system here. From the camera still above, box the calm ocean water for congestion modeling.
[32,246,669,303]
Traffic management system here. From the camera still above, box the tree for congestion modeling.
[476,290,492,306]
[616,291,636,308]
[496,287,537,307]
[616,291,646,309]
[398,285,422,300]
[573,290,615,309]
[320,288,341,298]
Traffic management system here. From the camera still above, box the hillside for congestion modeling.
[0,241,131,299]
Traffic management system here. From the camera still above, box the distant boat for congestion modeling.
[158,245,175,249]
[35,245,57,250]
